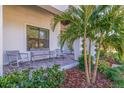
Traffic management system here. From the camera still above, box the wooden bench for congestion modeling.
[30,48,50,61]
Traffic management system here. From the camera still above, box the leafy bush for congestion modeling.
[78,55,85,71]
[113,53,120,63]
[102,52,124,65]
[30,65,64,88]
[103,65,124,88]
[112,80,124,88]
[98,61,110,74]
[78,55,94,71]
[0,65,64,88]
[0,69,30,88]
[105,68,123,81]
[113,71,124,87]
[113,53,124,64]
[99,50,106,58]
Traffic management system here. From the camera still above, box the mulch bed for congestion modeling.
[60,67,112,88]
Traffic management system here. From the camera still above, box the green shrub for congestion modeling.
[78,55,94,72]
[0,65,64,88]
[45,65,64,87]
[0,69,30,88]
[78,55,85,71]
[113,53,123,64]
[98,61,110,74]
[99,50,106,58]
[112,80,124,88]
[105,68,123,81]
[104,65,124,88]
[107,52,124,65]
[31,65,64,88]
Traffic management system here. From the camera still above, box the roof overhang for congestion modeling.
[38,5,63,15]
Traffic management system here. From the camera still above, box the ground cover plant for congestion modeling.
[104,65,124,88]
[0,65,64,88]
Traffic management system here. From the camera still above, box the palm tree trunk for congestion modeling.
[83,32,90,84]
[92,47,100,83]
[92,33,103,83]
[88,38,92,79]
[83,21,90,84]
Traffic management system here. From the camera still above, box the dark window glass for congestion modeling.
[27,25,49,50]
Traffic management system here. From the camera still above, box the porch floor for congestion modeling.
[3,54,79,74]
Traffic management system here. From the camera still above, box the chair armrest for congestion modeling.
[7,55,20,63]
[8,54,17,59]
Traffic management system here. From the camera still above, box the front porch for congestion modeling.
[3,54,79,75]
[2,5,81,76]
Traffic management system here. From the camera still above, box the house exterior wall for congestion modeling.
[3,5,61,64]
[0,5,3,76]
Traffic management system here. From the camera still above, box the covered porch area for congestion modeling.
[3,54,79,75]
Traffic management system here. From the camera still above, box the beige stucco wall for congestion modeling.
[3,5,61,64]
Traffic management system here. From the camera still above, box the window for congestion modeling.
[27,25,49,50]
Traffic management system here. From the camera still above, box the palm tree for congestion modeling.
[85,5,109,79]
[59,24,81,50]
[52,5,109,84]
[52,5,96,84]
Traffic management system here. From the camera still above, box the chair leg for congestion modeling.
[51,56,55,62]
[49,55,51,62]
[10,63,18,71]
[17,62,19,68]
[29,61,33,69]
[9,63,14,72]
[62,56,64,61]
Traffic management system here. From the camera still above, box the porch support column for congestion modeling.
[0,5,3,76]
[73,37,82,60]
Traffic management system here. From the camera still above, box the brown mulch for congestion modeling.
[60,67,112,88]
